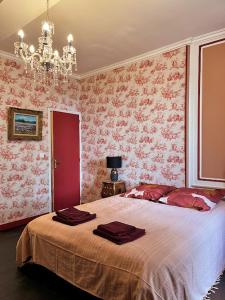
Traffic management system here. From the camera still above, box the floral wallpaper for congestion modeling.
[0,57,80,225]
[79,47,187,202]
[0,46,187,225]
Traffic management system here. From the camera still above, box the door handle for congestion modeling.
[54,159,60,169]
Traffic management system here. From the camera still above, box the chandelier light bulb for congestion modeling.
[42,21,50,32]
[29,45,35,53]
[18,29,24,40]
[54,50,59,57]
[67,34,73,43]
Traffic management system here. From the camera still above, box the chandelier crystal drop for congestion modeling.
[14,0,77,84]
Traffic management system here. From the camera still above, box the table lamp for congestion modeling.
[106,156,122,182]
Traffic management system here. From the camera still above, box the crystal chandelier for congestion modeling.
[14,0,77,84]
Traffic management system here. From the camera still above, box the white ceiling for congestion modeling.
[0,0,225,75]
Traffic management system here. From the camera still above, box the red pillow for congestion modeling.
[121,183,176,201]
[159,188,222,211]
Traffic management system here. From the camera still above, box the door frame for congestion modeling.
[48,108,82,212]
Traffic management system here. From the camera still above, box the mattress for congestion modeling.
[16,196,225,300]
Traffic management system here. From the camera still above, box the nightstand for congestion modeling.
[101,181,126,198]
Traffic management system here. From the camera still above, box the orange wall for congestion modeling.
[201,41,225,180]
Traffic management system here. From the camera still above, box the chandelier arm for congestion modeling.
[15,43,29,61]
[19,50,28,61]
[31,52,42,61]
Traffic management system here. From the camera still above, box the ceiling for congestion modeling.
[0,0,225,75]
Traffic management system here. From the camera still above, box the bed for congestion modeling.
[16,195,225,300]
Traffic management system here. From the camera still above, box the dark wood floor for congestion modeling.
[0,226,224,300]
[0,226,99,300]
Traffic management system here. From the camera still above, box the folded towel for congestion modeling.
[52,207,96,226]
[56,207,90,218]
[93,221,145,245]
[97,221,136,236]
[53,214,96,226]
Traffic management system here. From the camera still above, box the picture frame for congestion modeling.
[8,107,43,141]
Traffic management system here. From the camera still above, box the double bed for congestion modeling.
[16,195,225,300]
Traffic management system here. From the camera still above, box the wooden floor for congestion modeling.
[0,226,98,300]
[0,226,224,300]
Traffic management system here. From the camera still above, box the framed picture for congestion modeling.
[8,107,43,141]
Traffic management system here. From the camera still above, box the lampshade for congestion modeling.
[106,156,122,169]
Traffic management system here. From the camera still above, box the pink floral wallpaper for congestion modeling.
[79,47,187,202]
[0,46,187,225]
[0,57,79,225]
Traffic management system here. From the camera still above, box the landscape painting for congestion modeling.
[8,107,43,140]
[14,113,37,135]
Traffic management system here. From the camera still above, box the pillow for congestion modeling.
[159,187,222,211]
[216,189,225,199]
[121,183,176,201]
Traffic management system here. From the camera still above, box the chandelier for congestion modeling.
[14,0,77,84]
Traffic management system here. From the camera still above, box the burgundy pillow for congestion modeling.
[121,183,176,201]
[159,187,222,211]
[216,189,225,199]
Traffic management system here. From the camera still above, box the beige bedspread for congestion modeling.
[16,196,225,300]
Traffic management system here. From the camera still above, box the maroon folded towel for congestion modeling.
[93,221,145,245]
[56,207,90,218]
[53,214,96,226]
[52,207,96,226]
[98,221,136,236]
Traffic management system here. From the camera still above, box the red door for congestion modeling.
[52,111,80,211]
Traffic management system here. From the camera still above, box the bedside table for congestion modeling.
[101,181,126,198]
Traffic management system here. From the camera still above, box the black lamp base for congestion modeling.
[110,168,118,182]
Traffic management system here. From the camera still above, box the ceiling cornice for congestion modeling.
[78,37,192,79]
[0,49,21,62]
[0,27,225,81]
[79,27,225,79]
[191,27,225,43]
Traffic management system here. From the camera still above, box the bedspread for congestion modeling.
[16,196,225,300]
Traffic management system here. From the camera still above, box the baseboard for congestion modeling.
[0,214,46,231]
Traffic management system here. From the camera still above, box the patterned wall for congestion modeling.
[79,47,187,202]
[0,46,187,225]
[0,57,79,225]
